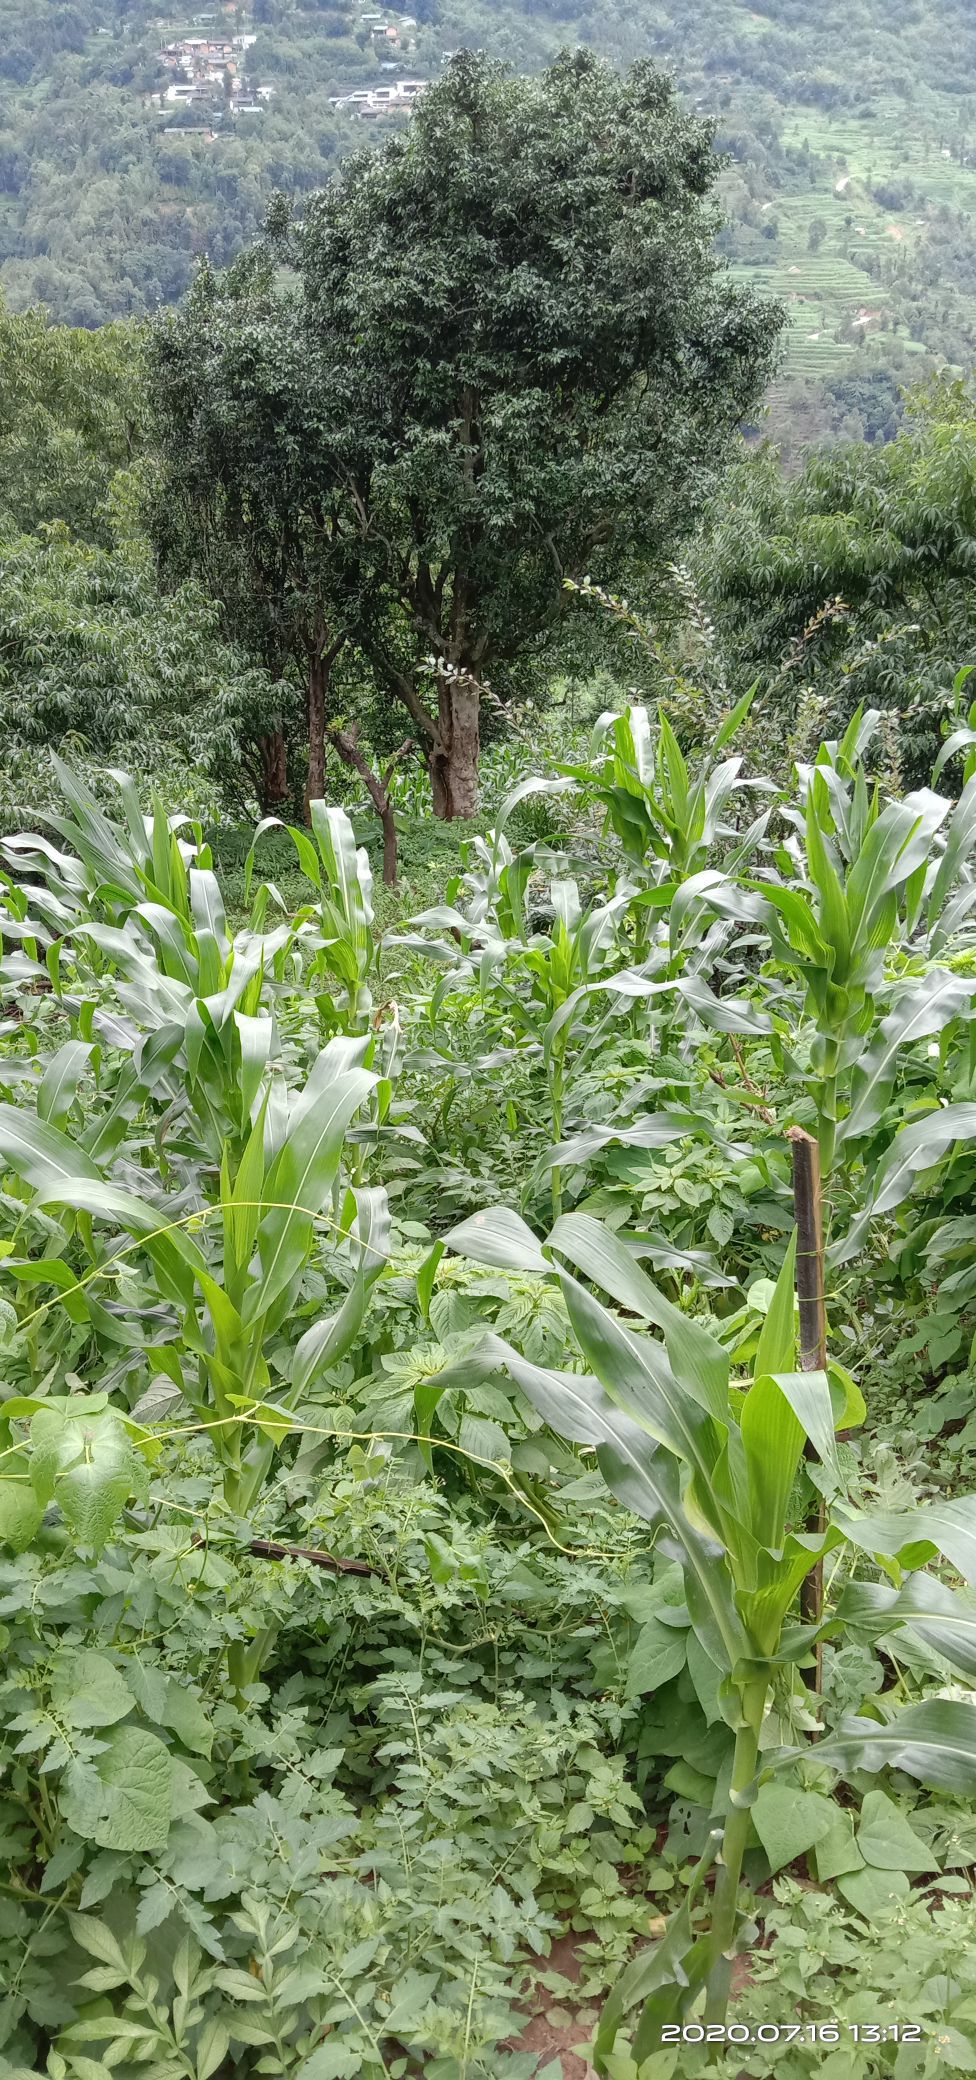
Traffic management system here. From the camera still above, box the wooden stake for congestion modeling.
[789,1127,827,1374]
[788,1126,827,1691]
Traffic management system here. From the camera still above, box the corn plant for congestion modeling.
[563,698,771,961]
[445,1202,976,2063]
[246,800,378,1033]
[706,720,976,1197]
[3,757,213,947]
[0,1036,383,1688]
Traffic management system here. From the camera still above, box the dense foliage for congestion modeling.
[0,298,288,829]
[2,697,976,2075]
[148,50,781,822]
[4,0,976,448]
[700,376,976,784]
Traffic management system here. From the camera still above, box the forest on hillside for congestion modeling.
[5,0,976,446]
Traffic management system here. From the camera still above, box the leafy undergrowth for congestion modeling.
[2,707,976,2078]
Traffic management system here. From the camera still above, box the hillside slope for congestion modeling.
[3,0,976,445]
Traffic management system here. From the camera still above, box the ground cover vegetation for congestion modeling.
[4,686,976,2077]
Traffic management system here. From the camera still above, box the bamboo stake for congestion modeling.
[788,1126,827,1692]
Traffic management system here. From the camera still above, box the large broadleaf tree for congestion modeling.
[150,48,782,819]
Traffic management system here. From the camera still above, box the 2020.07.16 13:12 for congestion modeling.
[660,2024,925,2045]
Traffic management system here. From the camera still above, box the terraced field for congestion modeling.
[730,102,976,384]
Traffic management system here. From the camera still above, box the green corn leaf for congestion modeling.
[834,1497,976,1582]
[847,793,949,943]
[753,1230,797,1378]
[445,1206,552,1274]
[741,1374,804,1553]
[245,814,321,899]
[236,1013,274,1122]
[839,1574,976,1683]
[840,971,974,1146]
[189,866,227,950]
[742,1365,840,1553]
[223,1106,267,1302]
[831,1103,976,1265]
[713,683,756,753]
[31,1176,207,1310]
[751,882,831,965]
[36,1040,92,1130]
[5,1254,91,1324]
[596,1839,721,2064]
[247,1061,375,1322]
[806,1701,976,1795]
[559,1270,725,1510]
[805,789,850,979]
[547,1211,729,1419]
[491,1336,746,1670]
[0,1107,102,1191]
[417,1239,445,1323]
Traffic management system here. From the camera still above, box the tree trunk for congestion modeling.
[257,728,288,813]
[306,652,327,818]
[430,681,480,821]
[328,724,415,888]
[380,799,398,887]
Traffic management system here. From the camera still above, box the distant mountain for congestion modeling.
[3,0,975,448]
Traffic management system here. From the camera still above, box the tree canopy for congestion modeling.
[700,376,976,781]
[150,47,782,818]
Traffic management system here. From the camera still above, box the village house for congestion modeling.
[154,30,273,119]
[329,77,427,116]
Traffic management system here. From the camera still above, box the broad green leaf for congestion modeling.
[68,1915,129,1971]
[751,1782,837,1873]
[855,1788,932,1872]
[160,1680,214,1759]
[814,1807,864,1882]
[51,1651,133,1730]
[29,1405,147,1553]
[0,1477,44,1553]
[837,1865,911,1917]
[625,1616,689,1698]
[61,1724,173,1852]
